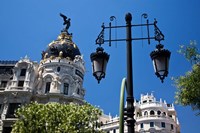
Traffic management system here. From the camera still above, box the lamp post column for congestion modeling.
[125,13,135,133]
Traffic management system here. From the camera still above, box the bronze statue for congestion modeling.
[60,13,71,32]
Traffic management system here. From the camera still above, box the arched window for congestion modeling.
[144,111,148,116]
[63,83,69,95]
[150,110,155,115]
[157,110,161,115]
[137,112,140,117]
[44,77,52,93]
[163,112,166,116]
[45,82,51,93]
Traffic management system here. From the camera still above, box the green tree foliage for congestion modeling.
[11,102,104,133]
[178,40,200,63]
[174,40,200,115]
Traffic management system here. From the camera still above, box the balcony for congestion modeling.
[138,101,171,110]
[136,114,175,123]
[8,86,32,92]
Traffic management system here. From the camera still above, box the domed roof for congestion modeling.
[42,32,81,60]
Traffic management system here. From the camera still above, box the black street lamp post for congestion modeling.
[124,13,134,133]
[90,13,171,133]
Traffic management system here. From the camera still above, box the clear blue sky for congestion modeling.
[1,0,200,132]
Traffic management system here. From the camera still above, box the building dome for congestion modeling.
[42,32,81,61]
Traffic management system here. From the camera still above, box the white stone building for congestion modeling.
[0,19,180,133]
[0,30,86,132]
[100,93,180,133]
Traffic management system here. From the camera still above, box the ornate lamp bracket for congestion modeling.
[154,19,165,43]
[95,23,105,46]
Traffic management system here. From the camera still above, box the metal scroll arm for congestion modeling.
[95,18,165,46]
[154,19,165,43]
[95,23,105,46]
[95,16,116,47]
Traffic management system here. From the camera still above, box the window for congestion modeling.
[100,121,103,126]
[150,110,155,115]
[5,67,13,74]
[143,100,147,103]
[5,68,11,73]
[113,129,116,133]
[57,67,60,72]
[157,110,161,116]
[6,103,21,118]
[171,124,174,130]
[167,104,171,107]
[0,104,2,118]
[137,112,140,117]
[0,81,7,88]
[3,127,12,133]
[161,122,165,128]
[150,122,154,127]
[77,88,80,95]
[45,82,51,93]
[163,112,166,116]
[140,123,144,129]
[18,81,24,87]
[20,69,26,76]
[144,111,148,116]
[63,83,69,95]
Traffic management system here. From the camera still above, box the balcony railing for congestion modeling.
[137,101,173,110]
[136,114,175,123]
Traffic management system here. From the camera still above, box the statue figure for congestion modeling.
[60,13,71,32]
[41,51,45,59]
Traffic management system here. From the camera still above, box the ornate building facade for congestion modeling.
[0,27,86,132]
[100,93,180,133]
[0,16,180,133]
